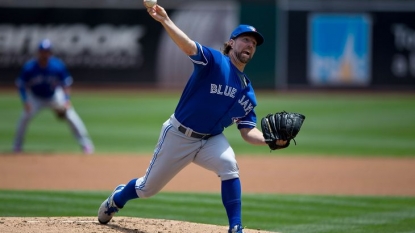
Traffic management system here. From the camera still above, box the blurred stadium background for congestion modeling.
[0,0,414,90]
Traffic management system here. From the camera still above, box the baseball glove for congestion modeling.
[52,105,67,120]
[261,111,305,150]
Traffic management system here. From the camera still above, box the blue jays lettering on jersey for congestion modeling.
[174,42,257,135]
[16,57,73,99]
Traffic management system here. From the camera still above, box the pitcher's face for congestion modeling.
[231,35,257,64]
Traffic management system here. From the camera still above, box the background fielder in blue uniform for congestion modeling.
[13,39,94,154]
[98,4,287,233]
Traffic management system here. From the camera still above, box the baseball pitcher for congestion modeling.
[98,3,304,233]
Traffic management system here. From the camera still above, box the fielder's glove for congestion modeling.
[261,111,305,150]
[52,104,67,120]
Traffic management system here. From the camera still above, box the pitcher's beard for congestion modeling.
[235,51,251,64]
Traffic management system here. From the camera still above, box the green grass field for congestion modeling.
[1,90,414,156]
[0,190,415,233]
[1,90,415,233]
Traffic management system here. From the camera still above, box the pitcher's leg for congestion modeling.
[194,134,239,180]
[111,123,194,210]
[222,178,242,231]
[98,119,202,224]
[112,178,139,208]
[194,134,243,232]
[134,124,201,198]
[98,120,202,224]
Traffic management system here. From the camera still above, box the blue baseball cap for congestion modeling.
[230,25,264,46]
[38,39,52,51]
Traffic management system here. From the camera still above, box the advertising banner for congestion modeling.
[371,11,415,86]
[308,14,371,86]
[0,7,163,86]
[0,2,240,88]
[286,10,415,89]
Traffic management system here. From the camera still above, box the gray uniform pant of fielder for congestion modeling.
[13,87,94,152]
[134,114,240,198]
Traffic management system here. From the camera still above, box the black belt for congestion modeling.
[178,125,213,140]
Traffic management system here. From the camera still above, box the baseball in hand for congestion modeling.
[143,0,157,8]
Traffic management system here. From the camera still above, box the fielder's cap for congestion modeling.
[230,24,264,46]
[38,39,52,51]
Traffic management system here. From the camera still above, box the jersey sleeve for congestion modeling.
[237,109,257,129]
[188,42,210,66]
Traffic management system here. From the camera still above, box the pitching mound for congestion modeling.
[0,217,274,233]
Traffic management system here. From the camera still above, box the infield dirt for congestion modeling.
[1,154,415,233]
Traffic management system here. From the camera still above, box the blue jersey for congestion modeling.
[16,56,73,99]
[175,42,257,135]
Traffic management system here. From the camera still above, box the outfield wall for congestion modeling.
[278,0,415,90]
[0,0,414,90]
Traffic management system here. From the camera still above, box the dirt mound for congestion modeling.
[0,217,274,233]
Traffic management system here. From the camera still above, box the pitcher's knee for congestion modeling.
[219,172,240,181]
[216,160,240,181]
